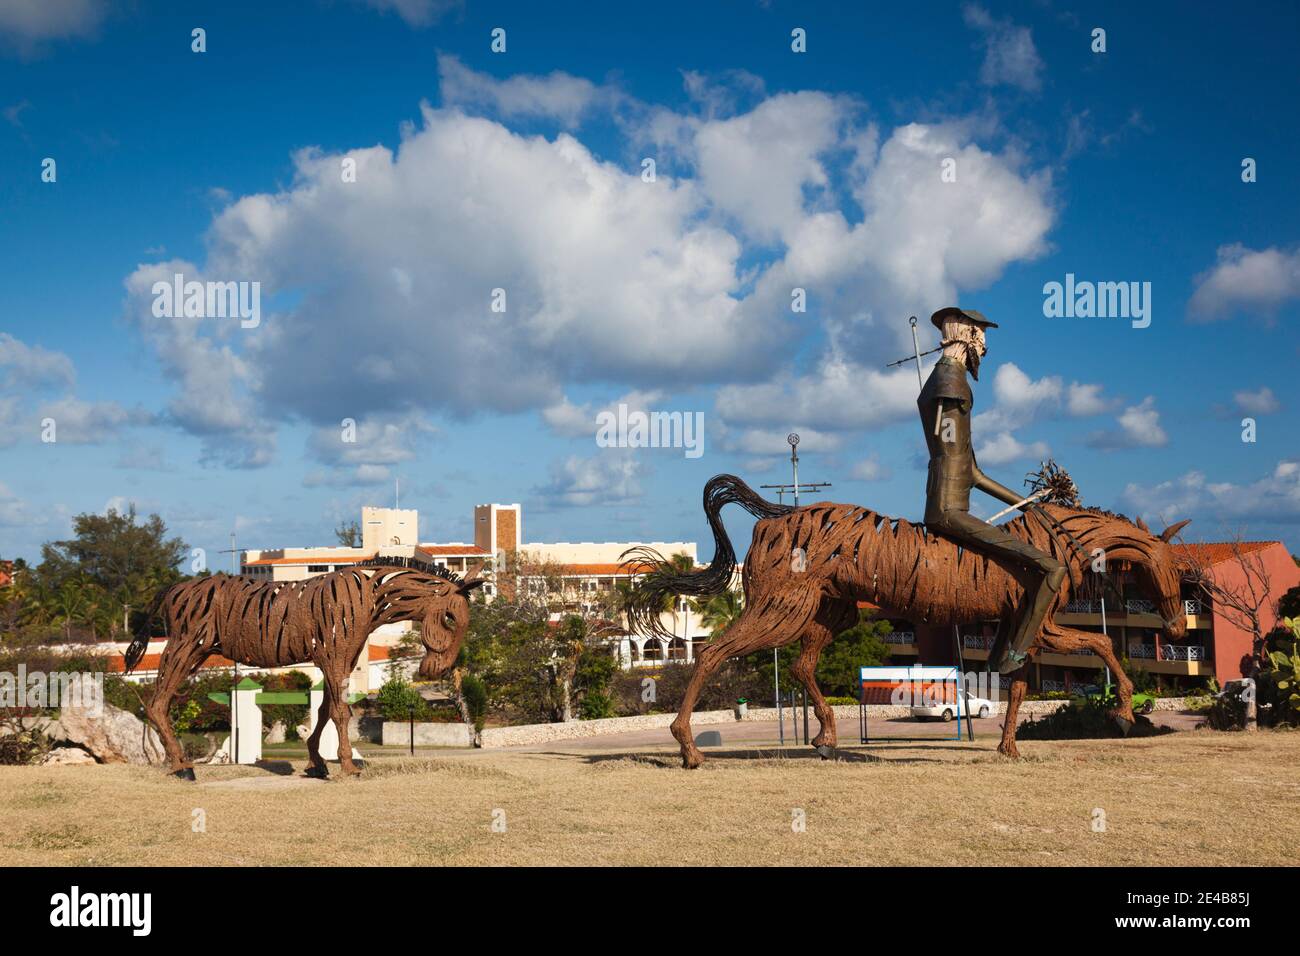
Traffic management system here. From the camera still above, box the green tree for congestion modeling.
[459,550,624,724]
[376,675,430,721]
[335,520,362,547]
[692,589,743,640]
[35,505,188,640]
[814,611,891,697]
[574,643,618,719]
[659,552,696,642]
[749,610,891,700]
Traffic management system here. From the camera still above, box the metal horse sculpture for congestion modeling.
[126,558,483,778]
[625,475,1188,768]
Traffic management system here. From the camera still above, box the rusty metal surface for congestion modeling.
[627,475,1188,768]
[127,559,482,776]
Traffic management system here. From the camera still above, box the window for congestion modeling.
[308,565,328,573]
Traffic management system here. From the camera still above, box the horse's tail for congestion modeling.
[622,474,792,641]
[125,584,171,674]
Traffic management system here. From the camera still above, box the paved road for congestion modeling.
[499,710,1204,753]
[260,711,1205,761]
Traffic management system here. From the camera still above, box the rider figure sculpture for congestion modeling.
[917,306,1067,675]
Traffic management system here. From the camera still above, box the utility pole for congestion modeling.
[885,315,943,384]
[760,433,832,743]
[760,433,832,505]
[218,530,239,576]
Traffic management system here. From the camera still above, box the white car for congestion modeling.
[911,690,997,721]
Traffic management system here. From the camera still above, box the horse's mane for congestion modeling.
[346,555,465,584]
[997,502,1136,538]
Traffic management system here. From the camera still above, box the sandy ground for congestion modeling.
[3,722,1295,866]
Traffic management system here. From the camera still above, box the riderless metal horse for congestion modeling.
[126,558,482,778]
[625,475,1188,768]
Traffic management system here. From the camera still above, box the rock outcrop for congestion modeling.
[56,677,164,765]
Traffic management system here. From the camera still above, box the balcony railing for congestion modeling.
[1128,643,1207,662]
[885,631,915,645]
[1064,598,1206,618]
[962,634,995,650]
[1062,599,1102,613]
[1040,680,1070,694]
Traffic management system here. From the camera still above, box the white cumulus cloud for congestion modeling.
[1188,244,1300,321]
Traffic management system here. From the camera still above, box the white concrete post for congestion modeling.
[308,682,342,760]
[231,678,263,764]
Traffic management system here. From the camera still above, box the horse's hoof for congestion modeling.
[172,768,196,781]
[304,765,329,779]
[814,745,835,760]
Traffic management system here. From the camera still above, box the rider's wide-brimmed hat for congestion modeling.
[930,307,998,331]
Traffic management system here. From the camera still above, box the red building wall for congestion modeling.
[1206,542,1300,683]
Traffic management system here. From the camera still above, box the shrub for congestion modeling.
[1017,698,1167,741]
[1261,617,1300,727]
[0,716,53,765]
[608,660,767,716]
[825,695,859,706]
[574,645,618,719]
[460,673,487,731]
[376,676,430,722]
[578,691,615,720]
[1207,686,1250,731]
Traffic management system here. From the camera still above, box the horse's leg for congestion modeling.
[1043,626,1135,733]
[146,637,211,778]
[304,691,331,778]
[323,650,363,776]
[671,603,812,769]
[789,600,856,757]
[997,669,1029,758]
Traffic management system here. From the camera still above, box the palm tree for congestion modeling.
[692,590,743,641]
[54,576,93,641]
[660,552,696,658]
[613,552,696,663]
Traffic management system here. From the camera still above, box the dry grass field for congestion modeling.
[3,728,1297,866]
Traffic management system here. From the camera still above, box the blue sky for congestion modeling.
[1,0,1297,566]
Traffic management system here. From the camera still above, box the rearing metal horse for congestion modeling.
[127,558,482,778]
[625,475,1188,768]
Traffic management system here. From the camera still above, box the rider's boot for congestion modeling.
[993,565,1067,675]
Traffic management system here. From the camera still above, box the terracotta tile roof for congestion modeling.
[0,560,12,589]
[108,640,398,670]
[557,563,657,575]
[243,546,490,567]
[106,652,236,674]
[243,552,373,566]
[1173,541,1278,567]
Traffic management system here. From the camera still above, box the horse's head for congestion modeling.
[1075,510,1190,639]
[1129,517,1191,639]
[414,566,485,678]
